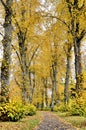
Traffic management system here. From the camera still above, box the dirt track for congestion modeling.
[35,112,79,130]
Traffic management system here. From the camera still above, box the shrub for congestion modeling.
[70,98,86,116]
[43,107,50,111]
[0,102,25,121]
[24,104,36,116]
[53,104,69,112]
[53,105,58,112]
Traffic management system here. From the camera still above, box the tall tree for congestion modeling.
[12,0,41,103]
[65,0,86,92]
[0,0,13,103]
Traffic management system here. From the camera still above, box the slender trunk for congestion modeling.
[51,80,55,111]
[74,40,82,91]
[1,0,13,103]
[17,31,28,103]
[64,45,72,104]
[42,78,48,107]
[51,42,58,111]
[41,90,44,110]
[51,60,58,111]
[29,71,36,103]
[45,79,48,107]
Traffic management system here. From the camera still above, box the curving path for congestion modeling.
[35,112,79,130]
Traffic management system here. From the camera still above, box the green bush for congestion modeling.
[24,104,36,116]
[0,102,25,121]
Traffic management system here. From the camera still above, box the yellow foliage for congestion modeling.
[9,80,22,103]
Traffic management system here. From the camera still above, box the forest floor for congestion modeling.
[0,111,43,130]
[0,111,86,130]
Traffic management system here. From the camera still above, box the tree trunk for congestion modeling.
[74,39,82,91]
[45,79,48,107]
[50,40,58,111]
[29,71,36,103]
[0,0,13,103]
[41,90,44,110]
[42,78,48,107]
[50,42,58,111]
[17,31,29,103]
[51,80,55,111]
[66,0,85,93]
[64,45,72,104]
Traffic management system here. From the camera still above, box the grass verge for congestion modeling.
[0,111,43,130]
[55,112,86,130]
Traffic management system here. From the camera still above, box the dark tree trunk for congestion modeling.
[0,0,13,103]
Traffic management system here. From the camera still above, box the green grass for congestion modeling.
[0,111,43,130]
[55,112,86,130]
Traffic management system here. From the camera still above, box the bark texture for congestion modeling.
[0,0,13,103]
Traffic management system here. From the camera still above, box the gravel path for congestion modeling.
[35,112,79,130]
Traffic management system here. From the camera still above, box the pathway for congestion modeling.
[35,112,79,130]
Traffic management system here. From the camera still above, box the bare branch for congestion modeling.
[0,0,7,8]
[14,77,21,87]
[42,14,71,31]
[0,32,3,37]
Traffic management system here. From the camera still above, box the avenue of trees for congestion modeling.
[0,0,86,114]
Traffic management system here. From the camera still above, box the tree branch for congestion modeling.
[14,77,21,87]
[42,14,71,31]
[78,29,86,43]
[0,32,4,37]
[11,44,23,71]
[0,0,7,8]
[28,44,40,68]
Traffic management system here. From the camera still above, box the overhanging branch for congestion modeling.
[42,14,71,32]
